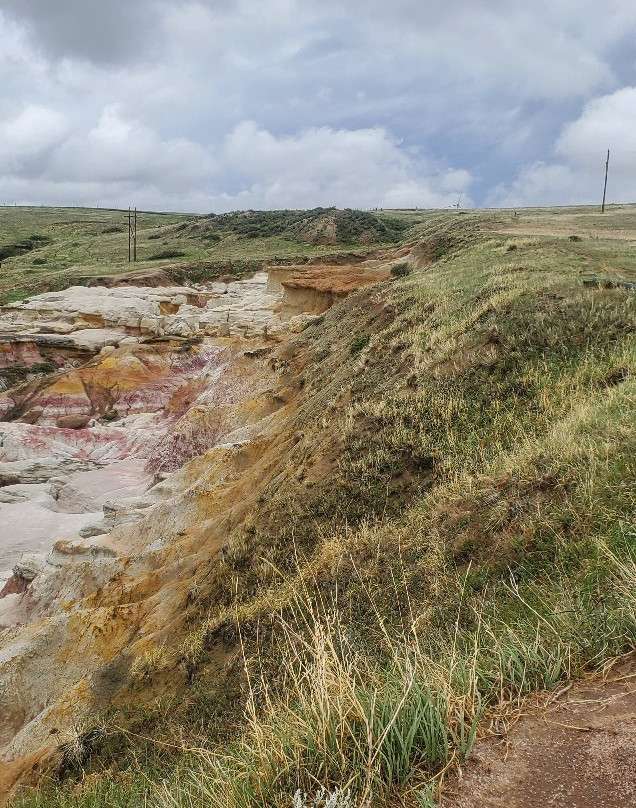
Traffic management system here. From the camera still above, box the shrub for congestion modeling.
[102,225,124,234]
[390,262,411,278]
[148,249,187,260]
[350,333,371,354]
[0,242,33,260]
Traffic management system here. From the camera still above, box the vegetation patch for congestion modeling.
[0,362,57,389]
[0,241,35,261]
[390,262,411,278]
[147,249,187,260]
[350,332,371,354]
[196,208,410,246]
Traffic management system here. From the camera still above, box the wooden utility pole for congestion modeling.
[601,149,610,213]
[128,207,137,261]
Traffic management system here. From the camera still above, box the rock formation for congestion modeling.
[0,246,412,796]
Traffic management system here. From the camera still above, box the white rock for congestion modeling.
[13,553,47,581]
[139,316,157,333]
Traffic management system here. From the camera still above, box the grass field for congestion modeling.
[0,206,414,304]
[5,203,636,808]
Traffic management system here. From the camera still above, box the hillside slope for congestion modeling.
[2,206,635,807]
[0,207,410,305]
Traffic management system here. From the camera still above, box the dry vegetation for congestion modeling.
[8,204,636,808]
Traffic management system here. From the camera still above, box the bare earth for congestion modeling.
[442,656,636,808]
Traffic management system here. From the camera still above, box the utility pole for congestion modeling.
[128,206,137,261]
[601,149,610,213]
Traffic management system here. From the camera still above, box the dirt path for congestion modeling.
[441,656,636,808]
[491,226,636,242]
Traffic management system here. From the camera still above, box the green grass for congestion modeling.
[14,547,634,808]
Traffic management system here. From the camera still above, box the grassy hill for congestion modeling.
[0,206,412,304]
[8,204,636,808]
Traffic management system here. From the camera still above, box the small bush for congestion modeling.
[390,262,411,278]
[32,257,47,265]
[569,235,583,242]
[148,249,187,260]
[350,333,371,355]
[102,225,124,234]
[0,242,33,260]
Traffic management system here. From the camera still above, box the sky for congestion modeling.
[0,0,635,212]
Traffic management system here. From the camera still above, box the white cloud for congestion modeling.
[489,87,636,207]
[0,105,70,175]
[221,121,471,209]
[556,87,636,169]
[0,114,472,211]
[49,105,217,189]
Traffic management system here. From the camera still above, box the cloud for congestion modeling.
[0,105,70,177]
[1,2,636,209]
[556,87,636,168]
[221,121,471,209]
[1,0,162,65]
[50,105,217,189]
[489,87,636,207]
[0,111,472,211]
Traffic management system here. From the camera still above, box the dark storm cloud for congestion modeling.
[2,0,162,64]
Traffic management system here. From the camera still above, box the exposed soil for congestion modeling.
[80,267,187,288]
[441,656,636,808]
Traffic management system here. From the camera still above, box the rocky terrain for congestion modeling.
[0,253,399,579]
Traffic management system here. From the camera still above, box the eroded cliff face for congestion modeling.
[0,247,415,798]
[0,273,287,588]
